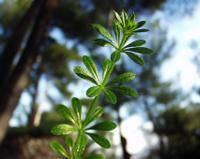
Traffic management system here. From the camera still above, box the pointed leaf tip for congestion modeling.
[87,133,111,148]
[128,47,153,55]
[108,72,136,84]
[74,66,98,84]
[72,97,82,120]
[125,52,145,66]
[82,56,99,81]
[104,89,117,104]
[92,24,113,42]
[51,124,76,135]
[111,86,138,97]
[50,140,69,158]
[86,86,102,97]
[88,121,117,131]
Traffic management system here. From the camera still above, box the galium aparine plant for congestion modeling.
[50,10,153,159]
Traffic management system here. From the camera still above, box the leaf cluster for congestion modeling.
[50,98,116,158]
[94,11,153,64]
[74,56,137,104]
[50,10,153,159]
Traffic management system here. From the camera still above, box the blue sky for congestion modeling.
[160,1,200,103]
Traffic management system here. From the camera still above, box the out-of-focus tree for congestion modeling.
[0,0,172,143]
[0,0,57,143]
[27,43,80,126]
[193,50,200,96]
[147,104,200,159]
[134,23,180,159]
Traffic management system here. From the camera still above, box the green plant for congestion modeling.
[50,10,153,159]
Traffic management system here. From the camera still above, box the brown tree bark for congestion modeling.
[28,55,43,127]
[0,0,42,91]
[0,0,58,143]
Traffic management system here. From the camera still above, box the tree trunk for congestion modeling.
[0,0,42,91]
[116,107,132,159]
[0,0,58,143]
[28,55,43,127]
[143,100,166,159]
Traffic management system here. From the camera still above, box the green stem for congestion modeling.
[119,33,129,51]
[69,30,129,159]
[73,97,99,158]
[83,96,98,127]
[68,37,125,159]
[102,61,115,86]
[70,33,124,159]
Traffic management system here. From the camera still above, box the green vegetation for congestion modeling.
[50,11,153,159]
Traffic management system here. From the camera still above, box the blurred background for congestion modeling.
[0,0,199,159]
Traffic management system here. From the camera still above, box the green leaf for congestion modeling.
[87,133,111,148]
[51,124,77,135]
[121,10,127,27]
[65,136,73,148]
[86,86,102,97]
[126,47,153,55]
[111,86,138,97]
[124,40,145,48]
[102,59,114,84]
[94,38,113,47]
[136,21,146,28]
[87,121,117,131]
[84,98,98,125]
[113,20,121,42]
[74,132,87,155]
[135,29,149,32]
[113,10,123,25]
[92,24,114,42]
[111,51,121,62]
[84,106,104,126]
[124,29,135,37]
[104,89,117,104]
[74,66,97,84]
[129,13,135,21]
[82,56,99,81]
[72,97,82,121]
[56,104,75,124]
[50,140,69,158]
[108,72,136,84]
[125,52,145,65]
